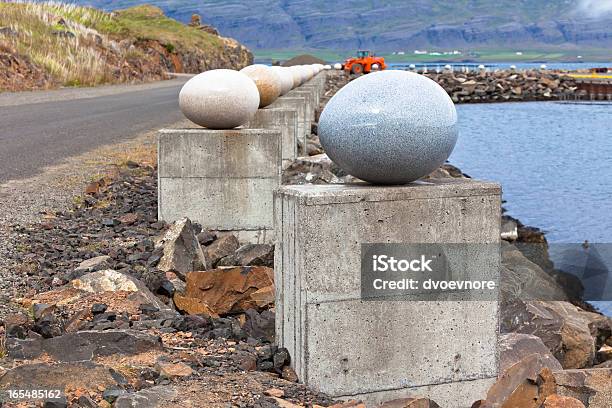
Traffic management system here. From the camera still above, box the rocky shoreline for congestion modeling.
[0,72,609,407]
[342,69,583,104]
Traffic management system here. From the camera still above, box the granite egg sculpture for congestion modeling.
[271,66,294,95]
[241,64,282,107]
[179,69,259,129]
[318,70,458,184]
[334,63,342,70]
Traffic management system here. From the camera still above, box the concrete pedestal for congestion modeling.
[247,108,298,167]
[158,128,282,243]
[274,179,501,407]
[267,96,310,155]
[286,89,316,150]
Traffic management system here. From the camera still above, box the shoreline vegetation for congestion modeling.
[0,2,252,92]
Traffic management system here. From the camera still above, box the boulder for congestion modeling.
[242,308,275,342]
[500,242,567,302]
[0,362,120,392]
[483,357,556,408]
[157,218,207,278]
[173,294,219,317]
[156,361,193,378]
[72,255,112,277]
[203,234,239,267]
[543,394,585,408]
[501,300,598,369]
[553,368,612,407]
[6,330,162,361]
[71,269,169,311]
[175,266,273,315]
[217,244,274,267]
[500,333,563,373]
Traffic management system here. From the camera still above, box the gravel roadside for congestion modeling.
[0,120,189,321]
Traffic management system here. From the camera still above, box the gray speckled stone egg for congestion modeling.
[318,70,458,184]
[179,69,259,129]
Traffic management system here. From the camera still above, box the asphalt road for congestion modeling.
[0,79,188,184]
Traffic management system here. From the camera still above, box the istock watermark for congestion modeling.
[362,243,500,301]
[361,243,612,306]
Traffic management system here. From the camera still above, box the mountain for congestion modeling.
[70,0,612,52]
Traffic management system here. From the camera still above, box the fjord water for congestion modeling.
[450,101,612,314]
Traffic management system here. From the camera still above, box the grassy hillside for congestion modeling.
[0,2,250,90]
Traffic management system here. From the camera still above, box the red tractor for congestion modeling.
[343,50,387,75]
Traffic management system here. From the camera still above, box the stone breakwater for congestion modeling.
[422,70,580,103]
[342,70,581,104]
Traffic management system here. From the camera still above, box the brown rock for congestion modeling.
[544,394,586,408]
[0,362,120,392]
[281,365,299,382]
[158,218,208,278]
[379,397,441,407]
[264,388,285,398]
[553,368,612,407]
[500,333,563,373]
[232,350,257,371]
[501,300,597,369]
[204,234,239,267]
[181,266,273,315]
[483,357,556,408]
[250,285,275,308]
[156,361,193,378]
[217,243,274,267]
[173,293,219,318]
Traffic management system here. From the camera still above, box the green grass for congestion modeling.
[0,2,223,88]
[94,5,221,51]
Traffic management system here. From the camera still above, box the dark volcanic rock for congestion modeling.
[6,329,162,361]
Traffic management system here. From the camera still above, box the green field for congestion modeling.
[255,48,612,64]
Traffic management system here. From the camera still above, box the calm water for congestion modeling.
[450,101,612,313]
[388,62,612,71]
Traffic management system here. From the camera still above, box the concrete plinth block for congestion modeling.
[267,96,310,154]
[158,128,282,243]
[274,179,502,407]
[247,108,298,167]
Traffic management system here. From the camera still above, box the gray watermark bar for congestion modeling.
[360,243,612,302]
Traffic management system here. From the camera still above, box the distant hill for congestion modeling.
[71,0,612,53]
[0,2,251,91]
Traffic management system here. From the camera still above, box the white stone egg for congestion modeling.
[241,64,282,107]
[271,66,294,95]
[289,66,303,87]
[179,69,260,129]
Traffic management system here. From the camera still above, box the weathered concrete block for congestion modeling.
[158,128,282,243]
[267,96,308,154]
[247,108,297,167]
[285,89,316,151]
[274,179,501,406]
